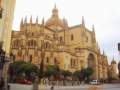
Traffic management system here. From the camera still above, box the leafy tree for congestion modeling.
[61,70,72,79]
[9,61,38,82]
[73,70,83,81]
[44,65,60,79]
[73,67,94,81]
[84,67,94,81]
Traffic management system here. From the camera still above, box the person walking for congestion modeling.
[0,77,5,90]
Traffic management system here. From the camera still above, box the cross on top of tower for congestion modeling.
[52,4,59,18]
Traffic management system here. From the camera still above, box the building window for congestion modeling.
[60,36,63,42]
[45,42,50,49]
[46,57,49,63]
[28,40,36,47]
[86,37,88,42]
[29,55,32,63]
[71,58,76,68]
[54,57,58,64]
[71,34,74,41]
[13,40,20,47]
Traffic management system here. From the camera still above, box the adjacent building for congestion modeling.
[10,5,108,80]
[108,58,118,79]
[0,0,16,54]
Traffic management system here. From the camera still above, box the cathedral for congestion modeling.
[11,5,109,80]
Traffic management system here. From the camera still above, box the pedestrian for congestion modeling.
[7,84,10,90]
[50,82,55,90]
[50,85,54,90]
[0,77,5,90]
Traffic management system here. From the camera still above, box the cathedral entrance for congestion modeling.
[87,53,96,80]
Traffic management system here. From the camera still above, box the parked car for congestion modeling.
[89,80,100,85]
[18,79,32,85]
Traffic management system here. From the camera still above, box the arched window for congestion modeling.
[60,36,63,42]
[46,57,49,63]
[45,42,50,48]
[13,40,20,47]
[28,40,36,47]
[71,34,74,40]
[71,59,73,67]
[54,57,57,64]
[71,58,75,67]
[29,55,32,63]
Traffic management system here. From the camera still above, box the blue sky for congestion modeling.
[12,0,120,64]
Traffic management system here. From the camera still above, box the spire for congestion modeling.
[103,50,105,55]
[52,4,58,18]
[20,18,23,26]
[24,16,27,24]
[97,42,99,49]
[42,17,44,25]
[82,16,85,27]
[30,15,32,23]
[98,47,101,53]
[36,16,38,24]
[92,24,95,32]
[63,18,68,26]
[111,57,116,64]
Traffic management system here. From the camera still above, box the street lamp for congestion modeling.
[32,40,45,90]
[39,40,45,78]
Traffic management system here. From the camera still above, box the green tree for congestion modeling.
[61,70,72,80]
[44,65,60,80]
[84,67,94,81]
[10,61,38,81]
[73,70,83,81]
[61,70,72,78]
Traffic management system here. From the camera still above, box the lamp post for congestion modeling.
[32,40,45,90]
[39,40,45,78]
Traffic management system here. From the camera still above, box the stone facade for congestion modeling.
[10,5,108,80]
[108,58,118,79]
[0,0,16,54]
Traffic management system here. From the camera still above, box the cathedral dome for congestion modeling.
[45,5,64,28]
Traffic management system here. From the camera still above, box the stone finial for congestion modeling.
[24,16,27,24]
[103,50,105,55]
[63,18,68,26]
[20,18,23,26]
[36,16,38,24]
[111,57,116,64]
[30,15,32,23]
[42,17,44,25]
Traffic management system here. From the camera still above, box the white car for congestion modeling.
[90,80,100,85]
